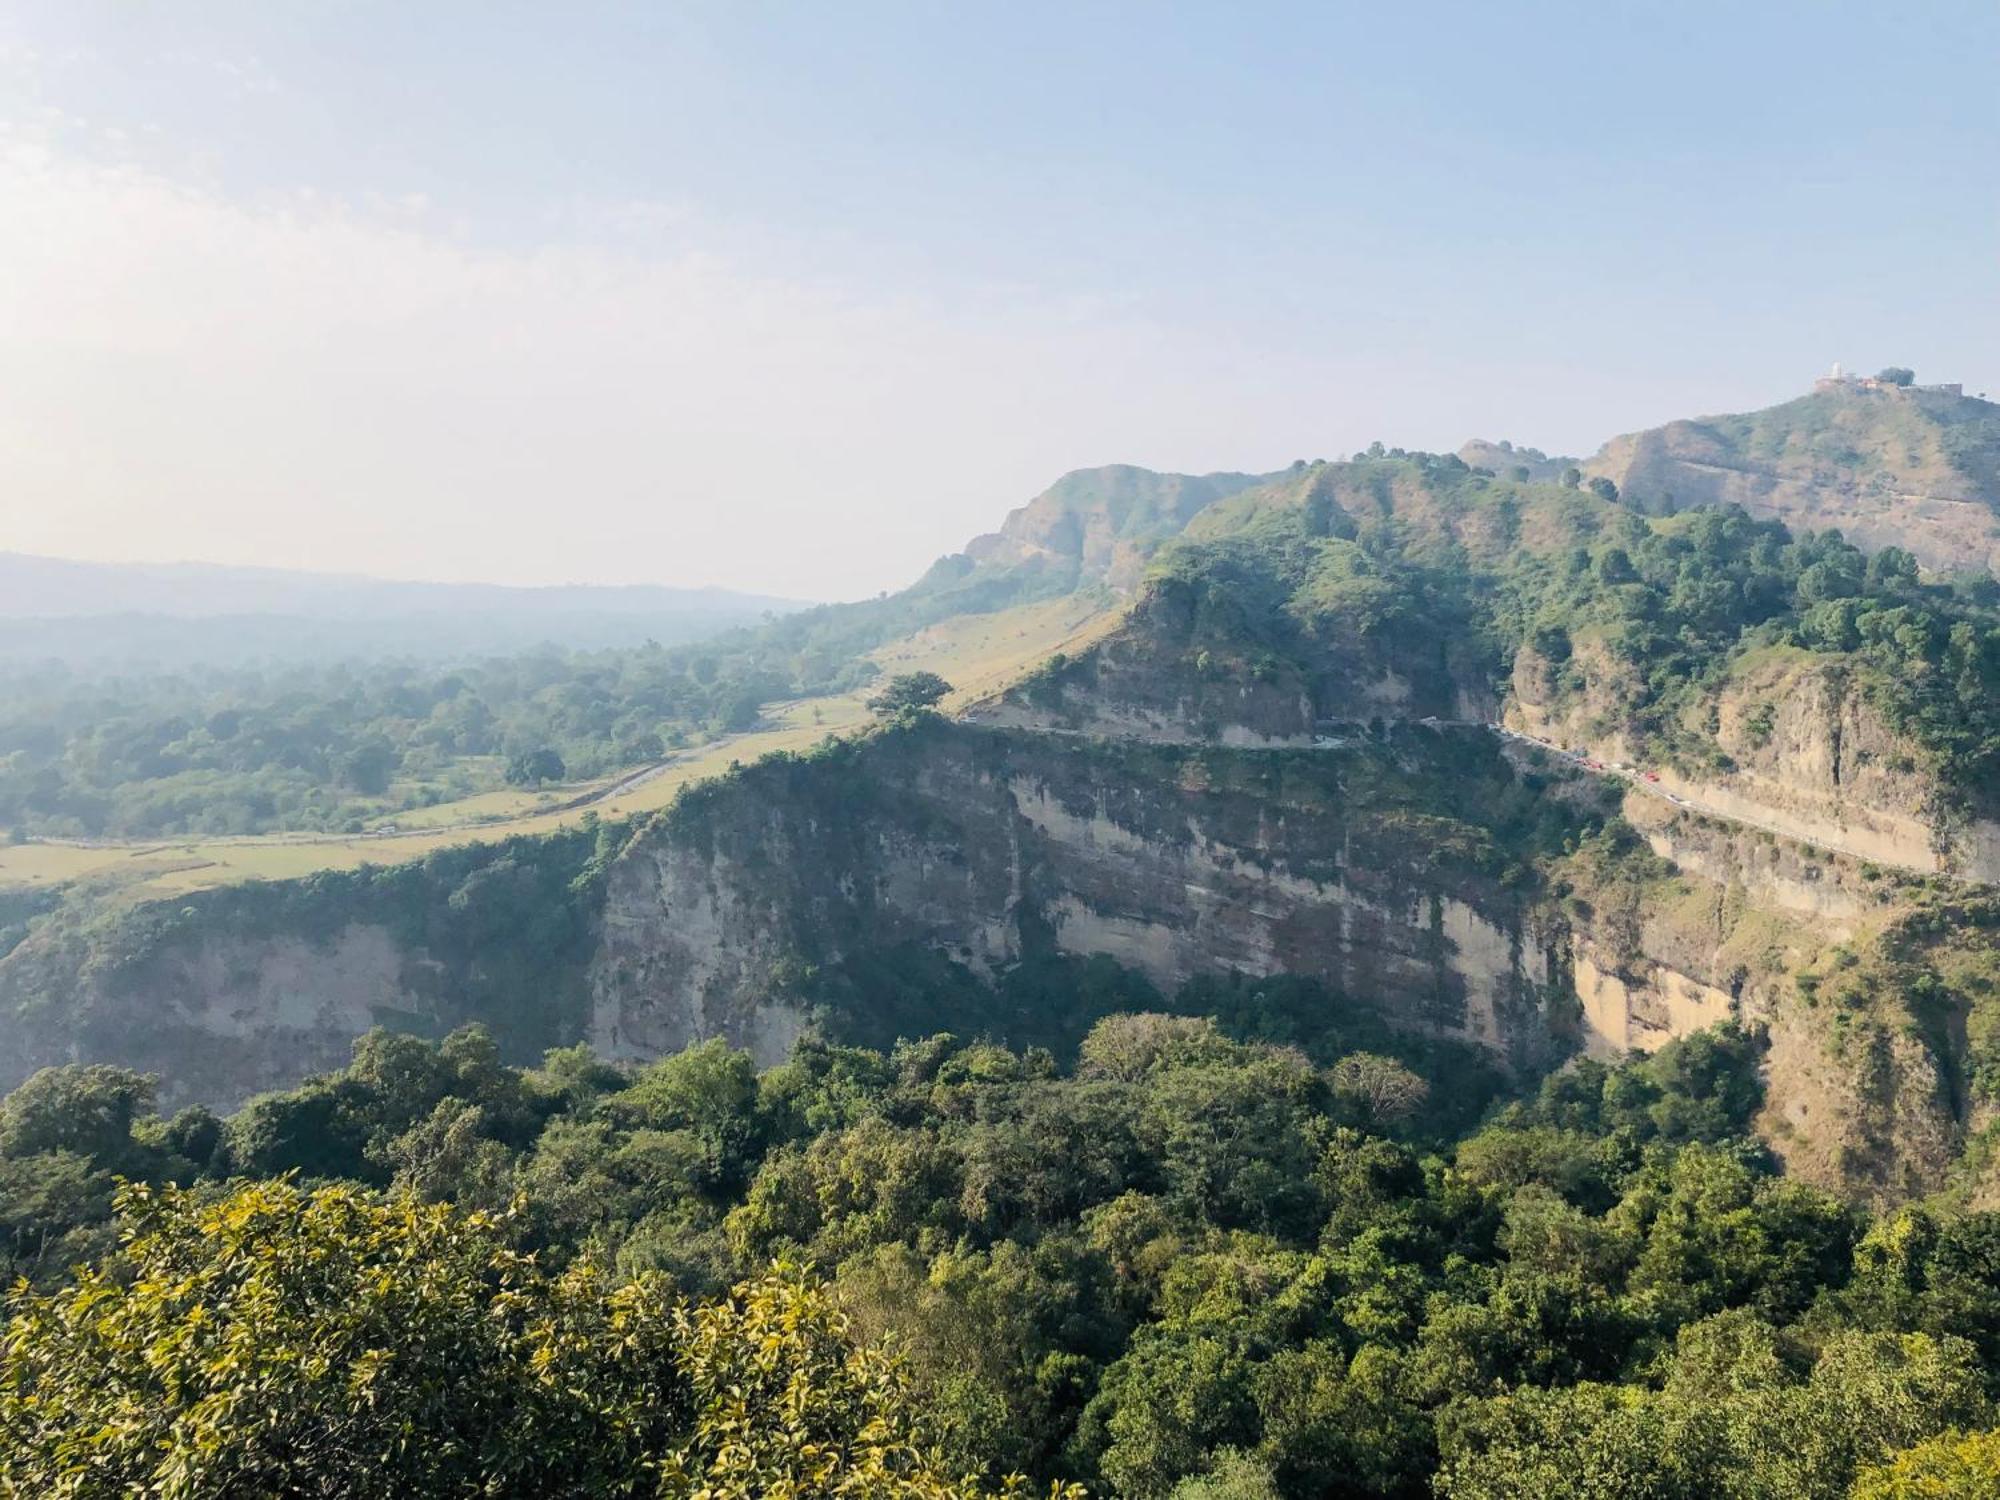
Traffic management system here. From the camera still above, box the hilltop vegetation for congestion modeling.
[1085,452,2000,812]
[5,1017,2000,1496]
[1581,381,2000,576]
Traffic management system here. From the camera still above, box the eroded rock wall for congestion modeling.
[0,919,447,1110]
[1509,642,1999,879]
[589,725,1577,1072]
[0,830,606,1110]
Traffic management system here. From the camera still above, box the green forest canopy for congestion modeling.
[5,1000,2000,1497]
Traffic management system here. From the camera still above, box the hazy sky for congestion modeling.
[2,2,1996,600]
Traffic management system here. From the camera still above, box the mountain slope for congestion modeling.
[958,465,1269,589]
[981,453,2000,863]
[1581,381,2000,575]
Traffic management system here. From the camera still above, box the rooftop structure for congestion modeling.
[1815,363,1962,397]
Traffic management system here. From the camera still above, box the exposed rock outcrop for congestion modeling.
[0,830,607,1110]
[1582,385,2000,576]
[590,725,1577,1073]
[1509,641,2000,879]
[962,466,1269,590]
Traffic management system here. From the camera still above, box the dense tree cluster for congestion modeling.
[0,1179,1075,1499]
[5,1003,2000,1496]
[870,671,955,716]
[0,646,790,838]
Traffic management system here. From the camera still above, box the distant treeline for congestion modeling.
[0,550,1076,840]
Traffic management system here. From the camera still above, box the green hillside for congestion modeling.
[1584,380,2000,577]
[10,441,2000,1497]
[1014,452,2000,818]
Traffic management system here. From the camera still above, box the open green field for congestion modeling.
[0,594,1119,900]
[368,784,561,831]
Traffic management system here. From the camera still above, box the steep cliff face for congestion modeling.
[591,717,1962,1191]
[1509,641,1999,879]
[1757,1004,1963,1203]
[975,566,1495,745]
[590,724,1579,1072]
[973,588,1319,746]
[0,917,422,1110]
[0,719,1763,1111]
[6,711,1993,1206]
[0,831,607,1110]
[1621,792,1891,926]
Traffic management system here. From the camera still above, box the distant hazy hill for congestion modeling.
[1580,381,2000,575]
[1455,439,1576,484]
[959,465,1269,590]
[0,553,804,664]
[0,552,800,622]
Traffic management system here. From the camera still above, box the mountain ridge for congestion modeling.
[0,550,808,621]
[958,464,1271,590]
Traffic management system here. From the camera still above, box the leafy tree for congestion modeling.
[870,671,954,715]
[1850,1427,2000,1497]
[1328,1052,1431,1129]
[664,1261,1081,1498]
[0,1180,688,1498]
[1877,367,1916,387]
[160,1104,230,1177]
[1166,1449,1283,1499]
[228,1080,378,1181]
[506,746,568,786]
[1081,1327,1262,1497]
[0,1065,156,1171]
[605,1037,766,1192]
[341,739,398,794]
[0,1150,120,1285]
[0,1179,1076,1499]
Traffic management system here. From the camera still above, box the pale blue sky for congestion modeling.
[2,2,1995,597]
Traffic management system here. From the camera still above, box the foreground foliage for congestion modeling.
[0,1178,1075,1499]
[6,1006,2000,1496]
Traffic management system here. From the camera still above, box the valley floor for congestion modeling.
[0,592,1120,900]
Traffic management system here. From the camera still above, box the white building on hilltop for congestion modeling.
[1814,363,1962,397]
